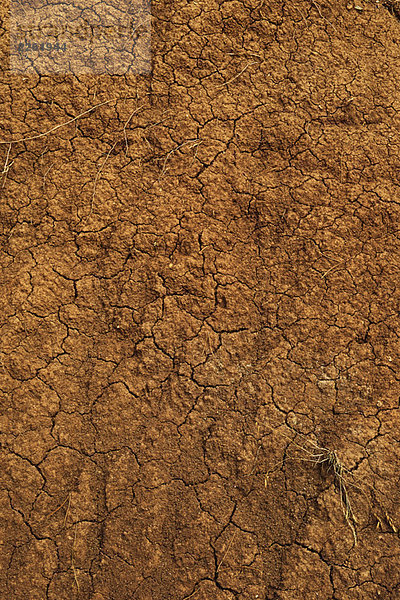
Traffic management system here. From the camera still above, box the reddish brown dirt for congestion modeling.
[1,1,400,599]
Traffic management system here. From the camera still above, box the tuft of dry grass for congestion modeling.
[306,443,358,544]
[266,432,359,544]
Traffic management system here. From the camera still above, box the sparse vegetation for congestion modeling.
[266,432,359,544]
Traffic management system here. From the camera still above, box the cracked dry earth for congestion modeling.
[2,1,400,599]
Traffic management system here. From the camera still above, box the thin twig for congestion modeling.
[63,492,72,528]
[71,522,80,594]
[310,0,338,33]
[321,260,346,278]
[217,528,238,572]
[87,140,117,218]
[46,493,70,520]
[158,138,202,180]
[1,143,13,187]
[0,99,113,145]
[214,61,258,91]
[1,143,11,172]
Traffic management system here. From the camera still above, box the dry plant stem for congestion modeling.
[217,528,239,573]
[189,141,202,168]
[214,61,258,91]
[158,138,202,180]
[376,510,398,534]
[0,99,113,145]
[1,143,13,187]
[184,589,198,600]
[47,493,70,520]
[72,522,80,594]
[321,259,346,278]
[310,0,338,32]
[63,492,72,528]
[87,140,118,218]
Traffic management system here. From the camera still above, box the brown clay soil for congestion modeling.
[2,1,400,598]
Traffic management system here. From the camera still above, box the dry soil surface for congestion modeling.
[1,1,400,599]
